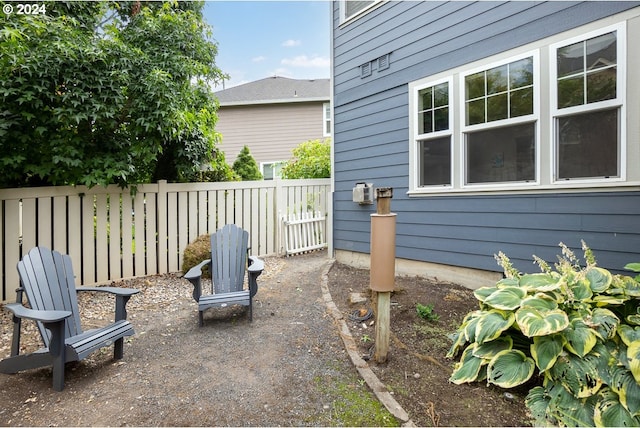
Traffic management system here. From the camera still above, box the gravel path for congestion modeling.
[0,251,384,426]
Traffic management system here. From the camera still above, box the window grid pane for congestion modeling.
[418,83,449,134]
[556,31,616,109]
[464,57,533,126]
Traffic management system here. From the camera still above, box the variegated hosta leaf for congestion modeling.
[627,314,640,326]
[483,286,527,310]
[473,336,513,359]
[564,318,599,357]
[519,273,561,292]
[628,341,640,385]
[590,308,619,340]
[625,263,640,273]
[531,334,565,372]
[618,325,640,347]
[463,311,483,343]
[520,293,558,311]
[515,307,569,337]
[593,387,640,427]
[548,352,603,398]
[496,277,519,288]
[609,365,640,415]
[474,286,498,303]
[450,345,484,384]
[570,278,593,301]
[446,329,467,359]
[545,383,598,428]
[585,267,612,293]
[487,349,535,388]
[475,310,516,344]
[592,294,627,306]
[617,275,640,297]
[525,386,552,425]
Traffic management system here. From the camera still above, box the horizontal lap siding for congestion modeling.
[332,1,640,276]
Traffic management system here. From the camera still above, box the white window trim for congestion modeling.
[323,102,331,137]
[410,77,454,192]
[549,22,627,185]
[339,0,384,26]
[459,50,541,190]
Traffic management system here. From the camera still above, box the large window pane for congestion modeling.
[510,87,533,117]
[510,57,534,88]
[556,31,617,109]
[557,108,619,179]
[420,137,451,186]
[466,123,535,184]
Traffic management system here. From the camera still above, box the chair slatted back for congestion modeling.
[210,224,248,294]
[16,247,83,346]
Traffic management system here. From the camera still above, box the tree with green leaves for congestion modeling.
[281,138,331,179]
[232,145,263,181]
[0,0,229,188]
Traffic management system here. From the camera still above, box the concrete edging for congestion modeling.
[319,259,415,426]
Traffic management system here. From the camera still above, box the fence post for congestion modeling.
[157,180,168,274]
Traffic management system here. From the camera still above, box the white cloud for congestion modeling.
[282,39,301,47]
[252,56,266,63]
[281,55,330,68]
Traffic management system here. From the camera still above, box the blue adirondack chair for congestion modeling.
[184,224,264,326]
[0,247,138,391]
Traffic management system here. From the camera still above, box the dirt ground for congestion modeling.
[0,251,531,426]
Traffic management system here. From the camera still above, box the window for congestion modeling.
[461,53,538,186]
[551,25,624,181]
[323,102,331,137]
[415,79,452,187]
[408,20,630,196]
[261,162,283,180]
[340,0,380,23]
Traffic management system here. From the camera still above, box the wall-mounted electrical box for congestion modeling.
[352,182,373,205]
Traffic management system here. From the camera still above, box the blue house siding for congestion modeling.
[332,1,640,278]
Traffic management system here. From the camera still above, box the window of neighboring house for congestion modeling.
[340,0,380,23]
[261,162,283,180]
[323,102,331,137]
[461,53,538,185]
[551,24,624,181]
[414,79,452,187]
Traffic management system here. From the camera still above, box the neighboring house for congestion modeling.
[331,1,640,288]
[214,76,331,179]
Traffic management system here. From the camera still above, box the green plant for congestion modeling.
[361,334,372,343]
[447,241,640,427]
[416,303,440,322]
[280,138,331,179]
[182,234,211,278]
[232,145,263,181]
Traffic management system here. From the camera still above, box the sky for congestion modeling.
[203,1,331,90]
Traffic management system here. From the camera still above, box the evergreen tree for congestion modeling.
[232,146,263,181]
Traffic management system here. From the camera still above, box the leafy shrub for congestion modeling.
[182,234,211,278]
[416,303,440,322]
[281,139,331,179]
[447,241,640,427]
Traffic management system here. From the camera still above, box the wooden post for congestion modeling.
[370,187,394,364]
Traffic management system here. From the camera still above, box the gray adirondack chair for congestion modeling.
[0,247,138,391]
[184,224,264,326]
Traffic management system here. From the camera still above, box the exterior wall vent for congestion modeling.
[361,62,372,78]
[378,53,390,71]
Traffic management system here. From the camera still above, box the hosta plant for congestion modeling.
[447,242,640,427]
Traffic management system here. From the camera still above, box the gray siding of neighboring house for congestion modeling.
[332,1,640,275]
[217,102,326,166]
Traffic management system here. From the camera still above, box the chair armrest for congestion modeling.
[4,303,71,323]
[184,259,212,281]
[248,256,264,274]
[76,286,139,296]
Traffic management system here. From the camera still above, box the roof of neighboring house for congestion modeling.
[214,76,330,106]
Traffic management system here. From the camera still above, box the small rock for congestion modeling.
[349,292,367,304]
[414,373,421,379]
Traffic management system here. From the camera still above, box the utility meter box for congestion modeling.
[353,182,373,205]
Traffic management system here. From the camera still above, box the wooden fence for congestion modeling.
[0,179,331,302]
